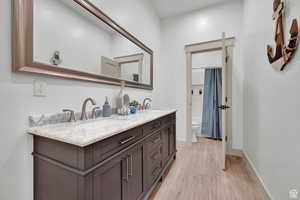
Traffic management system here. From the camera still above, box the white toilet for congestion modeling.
[192,118,202,142]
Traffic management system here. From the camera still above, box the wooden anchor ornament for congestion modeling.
[267,0,299,71]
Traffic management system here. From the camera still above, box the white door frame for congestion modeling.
[184,36,235,153]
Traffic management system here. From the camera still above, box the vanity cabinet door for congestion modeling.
[161,126,170,167]
[126,145,144,200]
[169,123,176,156]
[162,123,177,166]
[93,155,127,200]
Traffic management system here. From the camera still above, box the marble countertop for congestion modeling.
[27,109,177,147]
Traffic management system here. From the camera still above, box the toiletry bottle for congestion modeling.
[117,81,125,109]
[103,97,112,117]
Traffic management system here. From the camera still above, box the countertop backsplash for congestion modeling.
[29,110,102,127]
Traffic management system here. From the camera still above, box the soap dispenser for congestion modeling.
[102,96,112,117]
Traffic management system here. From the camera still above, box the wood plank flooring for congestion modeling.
[150,138,266,200]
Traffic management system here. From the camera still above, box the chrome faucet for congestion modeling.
[80,98,97,120]
[91,107,101,119]
[63,109,76,122]
[142,98,152,110]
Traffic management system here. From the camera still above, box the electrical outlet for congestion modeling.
[33,80,47,97]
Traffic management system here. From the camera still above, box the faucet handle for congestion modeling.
[142,98,152,110]
[91,107,101,119]
[145,103,151,110]
[63,109,76,122]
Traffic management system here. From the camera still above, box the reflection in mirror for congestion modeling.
[33,0,151,84]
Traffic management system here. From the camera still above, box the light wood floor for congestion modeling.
[151,138,266,200]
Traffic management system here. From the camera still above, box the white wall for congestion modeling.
[191,68,204,122]
[243,0,300,199]
[192,69,204,85]
[191,84,203,121]
[192,50,222,68]
[0,0,165,199]
[161,0,244,149]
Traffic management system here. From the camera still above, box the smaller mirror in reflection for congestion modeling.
[102,53,150,83]
[33,0,151,85]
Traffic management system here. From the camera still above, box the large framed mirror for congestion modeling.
[12,0,153,90]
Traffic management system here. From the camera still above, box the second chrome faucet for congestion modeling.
[63,97,98,122]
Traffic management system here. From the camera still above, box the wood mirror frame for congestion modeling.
[12,0,154,90]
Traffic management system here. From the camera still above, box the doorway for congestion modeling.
[185,34,234,170]
[192,66,222,139]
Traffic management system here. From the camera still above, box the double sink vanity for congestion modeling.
[28,109,177,200]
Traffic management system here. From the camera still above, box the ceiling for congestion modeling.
[149,0,236,19]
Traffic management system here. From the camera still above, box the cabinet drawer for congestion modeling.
[149,147,162,164]
[146,131,162,152]
[161,114,175,126]
[143,119,161,136]
[145,132,163,189]
[93,127,143,164]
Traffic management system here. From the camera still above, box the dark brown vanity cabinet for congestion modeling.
[144,130,163,190]
[33,113,176,200]
[161,123,176,167]
[169,124,176,159]
[124,145,144,200]
[161,127,170,166]
[93,145,143,200]
[92,154,125,200]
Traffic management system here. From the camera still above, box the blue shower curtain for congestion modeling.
[201,68,222,139]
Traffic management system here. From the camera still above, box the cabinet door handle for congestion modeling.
[128,155,133,177]
[126,157,129,181]
[122,157,129,182]
[120,136,136,145]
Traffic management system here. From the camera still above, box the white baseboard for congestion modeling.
[176,137,187,142]
[228,148,243,157]
[243,151,273,200]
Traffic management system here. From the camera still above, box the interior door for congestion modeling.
[221,32,228,170]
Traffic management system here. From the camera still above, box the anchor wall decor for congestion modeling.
[267,0,299,71]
